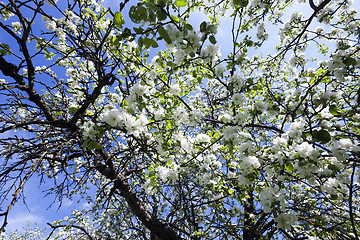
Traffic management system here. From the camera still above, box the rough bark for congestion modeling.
[243,191,260,240]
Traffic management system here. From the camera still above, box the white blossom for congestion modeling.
[256,23,268,40]
[154,108,165,121]
[240,156,260,173]
[296,142,319,160]
[102,109,122,127]
[0,79,7,86]
[201,45,221,62]
[169,84,181,96]
[275,212,298,230]
[196,133,211,143]
[232,93,244,105]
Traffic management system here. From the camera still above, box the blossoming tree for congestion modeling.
[0,0,359,239]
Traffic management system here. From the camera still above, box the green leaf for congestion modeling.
[285,162,294,172]
[82,138,90,148]
[302,132,311,138]
[157,0,167,7]
[69,107,79,114]
[200,21,207,33]
[143,38,159,48]
[330,194,338,200]
[148,10,157,22]
[328,164,340,173]
[313,129,331,143]
[127,107,135,114]
[121,28,132,40]
[129,5,147,24]
[152,41,159,48]
[0,43,10,56]
[185,23,193,31]
[96,131,105,139]
[343,57,357,66]
[112,34,122,47]
[329,105,340,116]
[233,0,249,7]
[88,140,103,150]
[209,35,217,44]
[200,34,207,42]
[170,15,180,23]
[245,40,253,47]
[174,0,187,7]
[158,26,172,44]
[133,27,144,34]
[138,37,144,47]
[156,8,167,21]
[114,11,125,28]
[138,103,146,111]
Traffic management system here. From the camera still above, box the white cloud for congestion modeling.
[82,202,93,210]
[62,198,73,207]
[6,212,45,234]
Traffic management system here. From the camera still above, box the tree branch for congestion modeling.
[93,151,182,240]
[309,0,317,11]
[47,223,94,240]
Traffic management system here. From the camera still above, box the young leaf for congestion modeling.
[127,107,135,114]
[285,162,294,172]
[329,105,340,116]
[114,11,125,28]
[170,15,180,23]
[174,0,187,7]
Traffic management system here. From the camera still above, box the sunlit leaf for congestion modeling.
[174,0,187,7]
[285,162,294,172]
[170,15,180,23]
[114,11,125,28]
[329,105,340,116]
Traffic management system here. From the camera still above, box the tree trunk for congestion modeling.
[243,191,259,240]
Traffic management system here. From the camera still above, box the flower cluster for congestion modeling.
[101,109,149,137]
